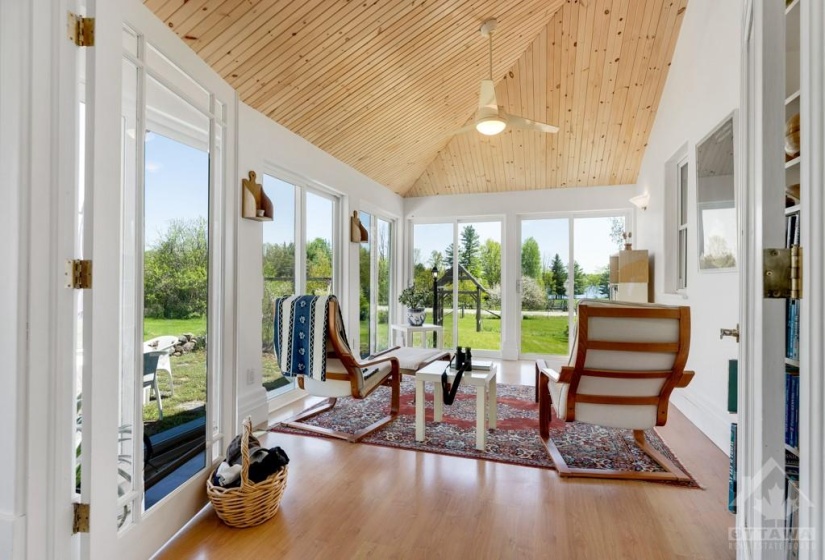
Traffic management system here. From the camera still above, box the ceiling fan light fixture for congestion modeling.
[476,116,506,135]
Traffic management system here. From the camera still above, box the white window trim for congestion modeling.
[664,143,691,295]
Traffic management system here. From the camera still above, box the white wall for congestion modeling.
[0,0,26,556]
[236,103,404,426]
[405,185,637,359]
[633,0,741,452]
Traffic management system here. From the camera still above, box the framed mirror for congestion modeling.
[696,113,737,271]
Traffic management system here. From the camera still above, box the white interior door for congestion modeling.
[71,2,237,558]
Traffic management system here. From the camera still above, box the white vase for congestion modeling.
[407,308,426,326]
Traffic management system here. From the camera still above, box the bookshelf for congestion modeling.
[783,0,801,553]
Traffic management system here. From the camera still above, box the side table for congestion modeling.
[414,360,497,451]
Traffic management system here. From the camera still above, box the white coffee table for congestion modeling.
[414,360,497,451]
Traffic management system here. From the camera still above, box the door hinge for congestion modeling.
[763,246,802,299]
[68,13,95,47]
[73,502,90,534]
[65,259,93,289]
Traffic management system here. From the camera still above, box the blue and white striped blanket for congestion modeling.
[273,295,332,381]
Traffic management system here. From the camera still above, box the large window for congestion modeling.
[359,212,393,358]
[677,160,689,289]
[119,28,227,519]
[261,176,338,395]
[413,221,501,353]
[519,215,625,357]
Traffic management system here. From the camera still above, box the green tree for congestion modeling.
[573,261,586,296]
[459,225,482,276]
[479,239,501,287]
[521,237,542,279]
[520,276,547,310]
[549,254,567,298]
[306,237,332,294]
[597,266,611,297]
[428,250,444,272]
[444,242,455,268]
[144,217,208,319]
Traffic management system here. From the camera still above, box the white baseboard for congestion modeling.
[0,512,25,560]
[671,390,732,454]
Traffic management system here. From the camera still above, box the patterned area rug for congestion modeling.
[270,378,699,487]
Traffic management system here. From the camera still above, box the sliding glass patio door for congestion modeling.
[518,214,626,359]
[412,220,502,356]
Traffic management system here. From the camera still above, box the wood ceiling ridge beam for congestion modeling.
[176,0,269,51]
[617,0,686,184]
[576,0,616,186]
[234,0,408,101]
[214,0,348,78]
[608,0,662,181]
[585,0,630,185]
[196,1,311,66]
[160,0,215,38]
[594,0,643,183]
[258,0,482,121]
[274,2,561,137]
[613,0,676,182]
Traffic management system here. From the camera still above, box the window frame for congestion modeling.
[260,167,341,400]
[676,158,690,290]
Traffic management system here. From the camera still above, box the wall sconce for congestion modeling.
[350,211,368,243]
[629,193,650,211]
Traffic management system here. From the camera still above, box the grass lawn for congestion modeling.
[144,317,206,339]
[143,350,207,435]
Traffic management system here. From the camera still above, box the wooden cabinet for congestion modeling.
[608,249,649,303]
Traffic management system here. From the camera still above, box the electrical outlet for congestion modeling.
[246,368,254,384]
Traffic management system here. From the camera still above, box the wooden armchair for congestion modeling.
[537,299,695,481]
[275,296,403,442]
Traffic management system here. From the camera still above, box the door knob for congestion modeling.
[720,324,740,343]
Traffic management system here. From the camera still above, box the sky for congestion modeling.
[414,216,624,274]
[144,132,209,248]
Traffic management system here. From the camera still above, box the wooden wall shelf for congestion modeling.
[241,170,273,221]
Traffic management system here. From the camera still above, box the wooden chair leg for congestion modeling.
[538,371,551,439]
[540,428,691,482]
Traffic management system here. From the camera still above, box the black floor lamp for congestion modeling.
[431,266,439,347]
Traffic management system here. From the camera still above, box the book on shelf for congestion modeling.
[728,423,737,514]
[785,370,800,449]
[785,478,800,560]
[728,360,738,413]
[786,299,800,361]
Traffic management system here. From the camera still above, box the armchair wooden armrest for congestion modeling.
[535,359,574,403]
[676,370,695,388]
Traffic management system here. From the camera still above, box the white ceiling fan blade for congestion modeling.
[502,111,559,134]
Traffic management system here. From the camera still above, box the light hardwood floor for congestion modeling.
[155,360,736,559]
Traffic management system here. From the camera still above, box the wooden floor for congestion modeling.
[155,360,736,559]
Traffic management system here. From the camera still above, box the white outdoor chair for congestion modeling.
[143,335,178,396]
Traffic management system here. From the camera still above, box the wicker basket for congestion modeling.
[206,418,288,528]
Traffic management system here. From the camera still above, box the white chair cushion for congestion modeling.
[380,347,449,375]
[301,362,393,398]
[546,375,658,430]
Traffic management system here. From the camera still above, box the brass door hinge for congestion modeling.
[68,13,95,47]
[73,502,90,534]
[764,246,802,299]
[65,259,93,289]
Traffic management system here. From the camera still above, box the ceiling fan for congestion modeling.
[460,19,559,136]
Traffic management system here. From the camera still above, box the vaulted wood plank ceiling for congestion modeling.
[146,0,687,198]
